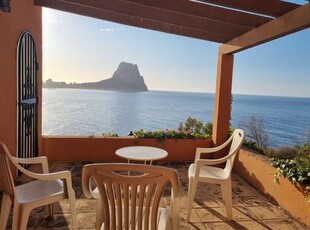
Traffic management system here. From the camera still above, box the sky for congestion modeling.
[42,3,310,98]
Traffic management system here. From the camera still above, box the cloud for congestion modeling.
[48,19,63,24]
[100,28,114,32]
[99,28,126,32]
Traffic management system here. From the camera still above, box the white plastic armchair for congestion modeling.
[82,163,180,230]
[0,141,77,230]
[186,129,244,221]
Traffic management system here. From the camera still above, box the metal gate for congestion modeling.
[17,31,39,161]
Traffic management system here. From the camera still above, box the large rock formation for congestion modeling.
[44,62,148,92]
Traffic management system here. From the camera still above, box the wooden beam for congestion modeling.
[56,0,252,38]
[196,0,300,18]
[122,0,271,27]
[35,0,234,42]
[220,3,310,54]
[36,0,271,29]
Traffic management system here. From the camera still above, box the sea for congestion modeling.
[42,88,310,148]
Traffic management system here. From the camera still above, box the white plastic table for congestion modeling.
[91,146,168,199]
[116,146,168,164]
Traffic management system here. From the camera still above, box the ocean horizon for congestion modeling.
[42,88,310,148]
[44,86,310,99]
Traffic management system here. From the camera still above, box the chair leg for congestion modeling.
[68,192,77,230]
[186,177,197,221]
[221,180,232,220]
[12,203,30,230]
[0,193,12,230]
[96,199,104,230]
[48,203,54,219]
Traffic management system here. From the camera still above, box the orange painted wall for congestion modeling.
[0,1,42,189]
[234,148,310,228]
[41,136,211,162]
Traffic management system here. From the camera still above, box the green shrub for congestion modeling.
[271,143,310,202]
[133,117,213,142]
[243,140,265,154]
[178,116,213,137]
[266,146,297,159]
[102,133,119,137]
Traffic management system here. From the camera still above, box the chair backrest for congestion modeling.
[0,141,16,200]
[82,163,180,230]
[224,129,244,174]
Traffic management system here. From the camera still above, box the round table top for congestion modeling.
[115,146,168,161]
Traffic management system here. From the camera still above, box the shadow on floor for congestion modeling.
[0,161,308,229]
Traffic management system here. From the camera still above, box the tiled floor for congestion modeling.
[1,161,308,229]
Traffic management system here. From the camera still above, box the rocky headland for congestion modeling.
[43,62,148,92]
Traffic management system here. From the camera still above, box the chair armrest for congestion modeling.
[195,135,233,161]
[21,168,75,195]
[11,155,70,182]
[195,146,223,155]
[81,166,94,199]
[196,147,239,169]
[16,162,72,181]
[82,183,95,199]
[195,132,233,162]
[13,156,49,173]
[196,158,227,167]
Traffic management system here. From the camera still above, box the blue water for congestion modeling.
[42,88,310,147]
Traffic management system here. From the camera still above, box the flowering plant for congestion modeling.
[133,128,211,142]
[133,117,213,142]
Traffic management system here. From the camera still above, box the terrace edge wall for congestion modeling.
[0,1,42,190]
[234,147,310,228]
[41,136,212,162]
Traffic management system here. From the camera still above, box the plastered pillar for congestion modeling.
[212,52,234,148]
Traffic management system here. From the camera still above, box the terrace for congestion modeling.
[1,0,310,229]
[1,161,308,229]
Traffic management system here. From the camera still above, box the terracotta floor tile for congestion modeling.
[233,195,270,207]
[77,213,97,229]
[263,219,306,230]
[194,197,224,208]
[77,199,97,213]
[204,219,273,230]
[1,161,308,230]
[181,208,202,223]
[244,205,288,219]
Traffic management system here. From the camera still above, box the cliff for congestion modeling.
[43,62,148,92]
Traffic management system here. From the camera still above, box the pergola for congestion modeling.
[34,0,310,146]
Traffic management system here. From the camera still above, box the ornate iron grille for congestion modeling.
[17,31,38,164]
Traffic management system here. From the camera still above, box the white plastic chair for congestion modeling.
[186,129,244,221]
[0,141,77,230]
[82,163,180,230]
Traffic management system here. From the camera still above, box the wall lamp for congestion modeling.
[0,0,10,12]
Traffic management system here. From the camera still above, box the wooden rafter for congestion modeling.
[35,0,234,42]
[220,3,310,54]
[195,0,300,18]
[117,0,271,27]
[35,0,274,43]
[62,0,253,37]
